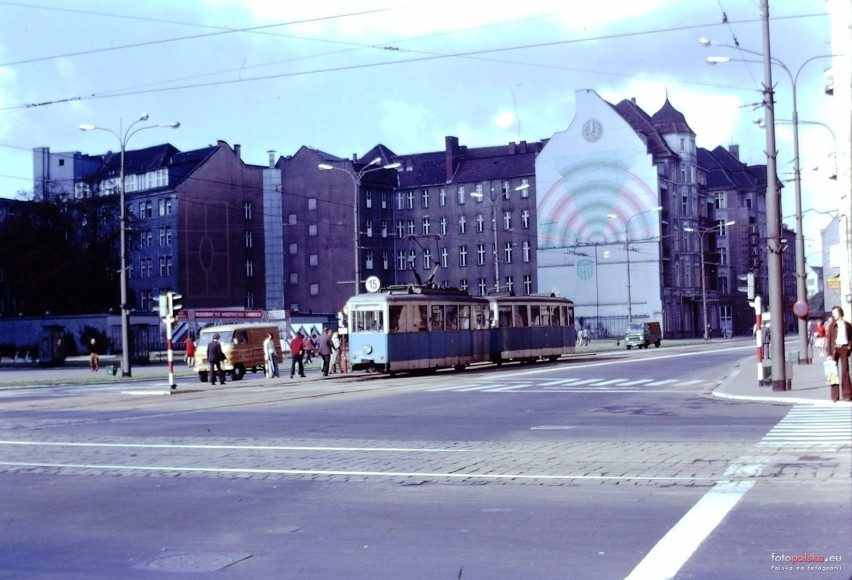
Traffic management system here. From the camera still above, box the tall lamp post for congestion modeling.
[609,206,662,323]
[703,38,833,366]
[80,114,180,377]
[685,221,736,340]
[318,157,401,295]
[472,183,529,293]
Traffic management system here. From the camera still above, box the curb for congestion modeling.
[712,361,852,407]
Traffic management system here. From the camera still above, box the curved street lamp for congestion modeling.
[608,206,662,323]
[471,182,529,293]
[318,158,401,295]
[684,221,737,340]
[80,114,180,377]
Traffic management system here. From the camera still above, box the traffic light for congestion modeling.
[165,291,183,318]
[158,294,168,318]
[737,272,755,300]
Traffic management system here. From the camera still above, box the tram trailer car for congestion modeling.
[346,287,576,375]
[487,294,576,364]
[346,286,493,374]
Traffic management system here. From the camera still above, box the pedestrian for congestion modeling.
[331,331,341,374]
[289,331,306,379]
[304,333,317,365]
[87,338,99,372]
[206,333,227,385]
[811,320,827,358]
[826,306,852,402]
[263,332,279,378]
[317,328,333,376]
[185,335,196,367]
[762,322,771,359]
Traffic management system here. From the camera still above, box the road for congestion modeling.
[0,342,849,579]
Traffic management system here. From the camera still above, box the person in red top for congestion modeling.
[811,320,827,358]
[289,331,306,379]
[184,336,196,367]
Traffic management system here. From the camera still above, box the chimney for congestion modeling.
[508,141,516,154]
[729,144,739,160]
[519,140,527,154]
[267,150,276,168]
[445,136,460,181]
[234,144,241,160]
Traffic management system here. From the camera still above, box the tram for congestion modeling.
[345,285,576,375]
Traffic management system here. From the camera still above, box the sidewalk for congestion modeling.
[713,354,852,407]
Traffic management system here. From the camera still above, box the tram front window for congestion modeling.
[353,309,384,332]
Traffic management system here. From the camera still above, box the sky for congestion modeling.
[0,0,839,252]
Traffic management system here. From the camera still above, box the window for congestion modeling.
[505,276,514,294]
[477,244,485,266]
[521,210,530,229]
[310,283,319,296]
[245,230,252,248]
[504,242,513,264]
[718,220,731,236]
[439,188,446,207]
[309,224,318,236]
[382,251,389,270]
[396,221,405,239]
[503,211,511,231]
[719,247,728,266]
[365,250,374,270]
[502,181,510,197]
[309,254,318,266]
[422,217,430,235]
[523,275,532,295]
[441,248,448,268]
[407,191,414,209]
[522,241,531,263]
[290,273,298,284]
[719,276,729,294]
[246,290,254,309]
[158,198,166,216]
[366,220,373,238]
[460,279,469,292]
[396,192,405,210]
[381,221,388,238]
[478,278,487,296]
[408,250,416,269]
[245,260,254,277]
[422,189,429,208]
[397,251,407,270]
[423,248,432,269]
[381,192,387,209]
[440,217,447,236]
[288,213,297,226]
[459,246,468,267]
[458,216,467,234]
[289,243,298,255]
[476,214,484,233]
[457,186,466,205]
[308,198,317,210]
[165,198,173,215]
[244,202,252,220]
[407,220,415,235]
[366,191,372,209]
[520,179,529,197]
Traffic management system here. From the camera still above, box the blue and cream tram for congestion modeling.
[487,294,576,364]
[346,286,492,374]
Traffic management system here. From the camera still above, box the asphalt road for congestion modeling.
[0,343,849,579]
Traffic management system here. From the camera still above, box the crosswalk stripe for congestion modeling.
[758,406,852,447]
[646,379,678,386]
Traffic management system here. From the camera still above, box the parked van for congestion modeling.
[194,323,282,382]
[624,321,662,349]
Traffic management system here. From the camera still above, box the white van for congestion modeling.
[624,321,663,349]
[194,323,282,382]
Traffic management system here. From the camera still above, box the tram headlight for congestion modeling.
[363,344,373,355]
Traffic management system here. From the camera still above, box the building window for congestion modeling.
[407,220,415,235]
[309,254,318,266]
[504,242,513,264]
[503,211,511,231]
[308,198,317,211]
[246,290,254,308]
[396,251,406,270]
[244,202,252,220]
[520,179,529,197]
[408,249,416,269]
[382,251,389,270]
[502,181,510,197]
[521,210,530,229]
[505,276,514,294]
[288,214,297,225]
[165,197,173,215]
[310,283,319,296]
[477,244,485,266]
[460,279,469,291]
[459,246,468,267]
[478,278,487,296]
[458,216,467,234]
[523,275,532,295]
[407,191,414,209]
[422,217,430,235]
[439,188,446,207]
[380,221,388,238]
[245,260,253,277]
[381,192,387,209]
[245,230,252,248]
[289,243,298,255]
[396,221,405,239]
[476,214,484,233]
[396,192,405,210]
[440,217,447,236]
[522,241,531,263]
[366,250,374,270]
[290,273,298,284]
[159,257,167,277]
[681,195,689,215]
[366,191,372,209]
[421,189,429,208]
[423,248,432,269]
[309,224,319,237]
[718,220,731,236]
[457,186,466,205]
[719,276,729,294]
[719,247,728,266]
[441,248,448,268]
[366,220,373,238]
[158,198,166,216]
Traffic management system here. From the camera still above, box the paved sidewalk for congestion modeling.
[714,353,852,407]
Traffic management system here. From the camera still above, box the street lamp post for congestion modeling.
[472,183,528,293]
[318,158,401,295]
[685,221,736,340]
[609,206,662,323]
[80,114,180,377]
[703,38,833,366]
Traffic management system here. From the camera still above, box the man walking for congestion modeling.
[206,333,226,385]
[317,328,333,376]
[827,306,852,401]
[290,331,306,379]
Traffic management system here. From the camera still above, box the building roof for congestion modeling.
[650,97,696,136]
[611,99,678,159]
